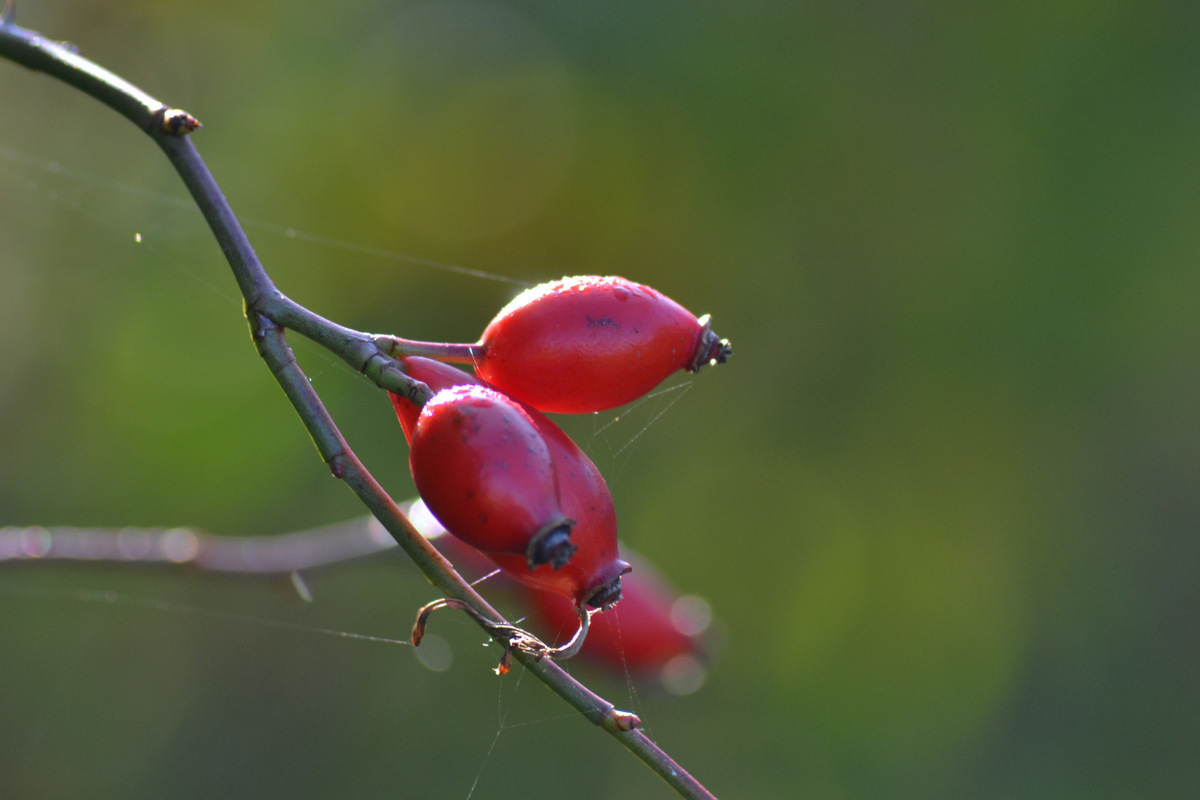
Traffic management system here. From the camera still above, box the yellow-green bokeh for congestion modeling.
[2,1,1198,799]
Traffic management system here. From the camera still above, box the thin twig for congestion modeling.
[0,517,397,572]
[0,16,717,800]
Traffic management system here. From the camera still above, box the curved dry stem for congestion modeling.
[412,595,594,663]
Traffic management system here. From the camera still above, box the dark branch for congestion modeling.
[0,17,717,799]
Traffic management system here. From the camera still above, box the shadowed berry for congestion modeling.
[408,385,575,569]
[394,357,629,607]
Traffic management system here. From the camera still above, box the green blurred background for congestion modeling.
[2,1,1198,798]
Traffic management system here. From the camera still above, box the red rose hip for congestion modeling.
[394,357,629,608]
[486,407,628,610]
[390,358,485,441]
[408,385,576,569]
[476,275,731,413]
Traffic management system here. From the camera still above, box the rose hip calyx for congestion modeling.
[527,519,578,570]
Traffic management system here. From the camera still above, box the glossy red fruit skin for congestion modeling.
[408,384,574,569]
[393,357,629,608]
[477,275,717,414]
[390,358,487,441]
[528,550,704,673]
[486,524,628,610]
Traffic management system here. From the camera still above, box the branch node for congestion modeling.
[388,364,434,406]
[153,106,202,137]
[372,334,393,356]
[248,309,274,340]
[326,450,349,480]
[589,698,643,732]
[610,709,643,732]
[247,311,299,378]
[360,350,433,406]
